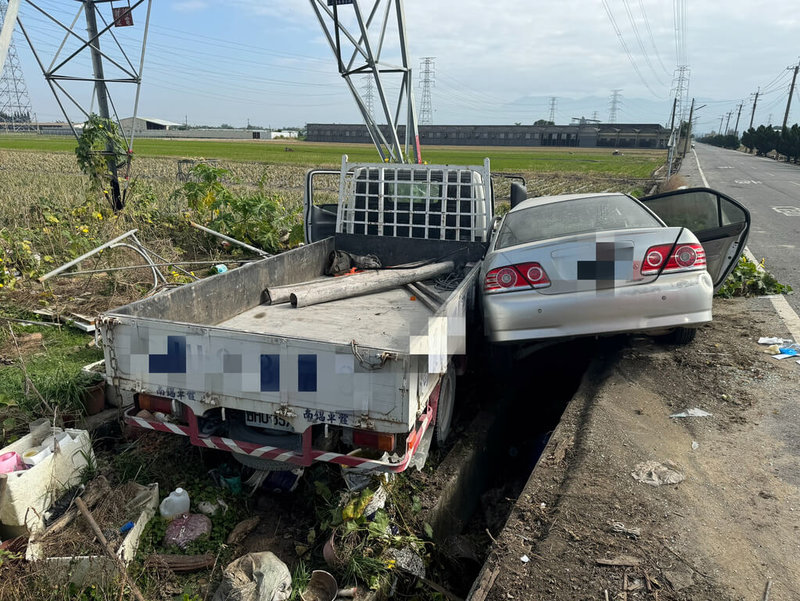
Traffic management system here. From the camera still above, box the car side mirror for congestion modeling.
[510,182,527,209]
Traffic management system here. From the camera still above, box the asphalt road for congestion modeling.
[678,143,800,315]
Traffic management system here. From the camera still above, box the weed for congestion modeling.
[716,256,793,298]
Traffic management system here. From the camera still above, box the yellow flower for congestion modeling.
[93,211,103,220]
[81,226,89,234]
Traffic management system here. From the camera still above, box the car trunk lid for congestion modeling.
[493,228,684,295]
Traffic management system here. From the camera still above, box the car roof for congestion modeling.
[510,192,632,213]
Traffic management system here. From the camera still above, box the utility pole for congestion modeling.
[733,102,743,137]
[749,88,759,130]
[84,0,122,211]
[718,115,724,134]
[682,98,695,155]
[724,111,732,135]
[782,63,799,133]
[667,97,678,177]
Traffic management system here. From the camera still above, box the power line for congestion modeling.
[601,0,663,98]
[637,0,671,77]
[620,0,665,86]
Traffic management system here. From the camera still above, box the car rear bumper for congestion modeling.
[483,270,713,343]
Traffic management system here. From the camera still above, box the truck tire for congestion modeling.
[433,366,456,448]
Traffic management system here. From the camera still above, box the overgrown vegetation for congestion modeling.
[75,114,131,210]
[175,163,304,254]
[716,256,793,298]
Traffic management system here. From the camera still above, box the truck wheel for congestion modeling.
[433,366,456,448]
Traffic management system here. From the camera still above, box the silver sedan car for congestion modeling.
[481,188,750,345]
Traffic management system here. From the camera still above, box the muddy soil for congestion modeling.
[476,297,800,601]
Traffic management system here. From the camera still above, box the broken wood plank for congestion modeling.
[149,553,215,572]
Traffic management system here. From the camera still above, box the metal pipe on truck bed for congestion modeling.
[289,261,455,308]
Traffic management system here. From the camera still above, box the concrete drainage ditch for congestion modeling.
[419,338,602,598]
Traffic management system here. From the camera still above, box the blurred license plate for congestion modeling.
[244,411,294,431]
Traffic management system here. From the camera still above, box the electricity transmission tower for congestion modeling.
[310,0,422,163]
[608,89,622,123]
[0,0,33,131]
[8,0,153,210]
[418,56,434,126]
[361,75,375,119]
[548,97,557,123]
[669,65,691,125]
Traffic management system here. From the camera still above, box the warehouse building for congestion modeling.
[306,123,669,149]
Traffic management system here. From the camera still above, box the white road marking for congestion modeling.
[695,154,800,343]
[693,149,710,187]
[790,182,800,187]
[769,295,800,343]
[772,206,800,216]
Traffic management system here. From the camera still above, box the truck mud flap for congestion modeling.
[123,380,441,473]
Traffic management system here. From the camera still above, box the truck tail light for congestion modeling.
[641,243,706,275]
[353,430,396,452]
[137,393,173,415]
[484,262,550,292]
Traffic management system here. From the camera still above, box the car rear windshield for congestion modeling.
[495,194,663,249]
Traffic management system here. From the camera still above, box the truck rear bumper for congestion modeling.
[124,381,441,473]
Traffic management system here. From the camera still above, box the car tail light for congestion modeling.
[641,243,706,275]
[484,262,550,292]
[353,430,396,452]
[137,392,173,414]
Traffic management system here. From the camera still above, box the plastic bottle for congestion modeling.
[159,487,190,519]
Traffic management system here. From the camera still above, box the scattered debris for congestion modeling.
[669,408,713,418]
[212,551,292,601]
[148,552,216,572]
[520,555,530,563]
[300,570,337,601]
[758,337,792,345]
[692,441,700,451]
[631,461,685,486]
[596,555,642,567]
[226,516,261,545]
[387,546,426,578]
[608,521,641,538]
[664,568,694,591]
[164,513,212,549]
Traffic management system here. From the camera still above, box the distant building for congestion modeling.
[119,116,182,134]
[269,130,299,139]
[306,123,669,149]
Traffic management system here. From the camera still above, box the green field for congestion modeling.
[0,134,665,179]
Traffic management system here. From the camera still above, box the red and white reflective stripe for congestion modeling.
[123,379,439,473]
[126,414,190,436]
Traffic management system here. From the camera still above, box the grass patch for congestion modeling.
[1,135,664,177]
[0,318,102,441]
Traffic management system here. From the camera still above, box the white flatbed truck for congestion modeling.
[99,157,494,473]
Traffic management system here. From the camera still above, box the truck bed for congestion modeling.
[218,287,435,352]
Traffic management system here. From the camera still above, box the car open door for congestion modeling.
[639,187,750,291]
[303,168,340,244]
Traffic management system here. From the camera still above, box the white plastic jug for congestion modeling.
[159,487,190,519]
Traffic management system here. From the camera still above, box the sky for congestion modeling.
[5,0,800,134]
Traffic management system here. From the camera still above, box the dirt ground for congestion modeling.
[474,297,800,601]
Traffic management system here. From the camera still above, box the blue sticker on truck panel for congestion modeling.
[298,354,317,392]
[149,336,186,373]
[260,354,280,392]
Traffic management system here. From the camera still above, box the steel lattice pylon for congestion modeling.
[310,0,421,164]
[0,0,33,131]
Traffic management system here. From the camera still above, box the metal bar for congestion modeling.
[53,260,254,277]
[128,0,152,151]
[38,229,138,282]
[189,221,271,257]
[0,0,21,80]
[45,2,83,73]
